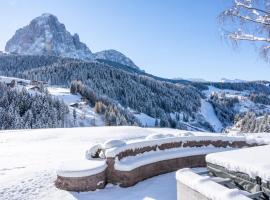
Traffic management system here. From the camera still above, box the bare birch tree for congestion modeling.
[220,0,270,60]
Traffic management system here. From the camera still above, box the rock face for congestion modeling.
[94,49,139,70]
[5,13,94,60]
[5,13,140,69]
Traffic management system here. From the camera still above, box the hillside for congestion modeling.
[0,53,270,132]
[1,12,270,133]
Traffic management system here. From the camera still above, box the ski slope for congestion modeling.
[200,99,223,132]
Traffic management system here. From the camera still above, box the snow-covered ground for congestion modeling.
[53,172,177,200]
[176,168,251,200]
[1,126,270,199]
[48,87,104,126]
[0,126,183,200]
[203,85,270,114]
[134,113,156,127]
[200,99,223,132]
[206,145,270,182]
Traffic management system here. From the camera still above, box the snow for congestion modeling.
[177,132,194,137]
[50,172,178,200]
[57,160,107,178]
[200,99,223,132]
[176,168,251,200]
[202,85,270,132]
[220,78,246,83]
[85,144,103,159]
[135,113,156,127]
[206,145,270,182]
[103,139,126,149]
[6,13,95,61]
[94,49,139,70]
[0,126,156,200]
[0,126,269,199]
[48,87,81,105]
[0,76,30,84]
[203,86,248,97]
[145,133,174,140]
[48,86,104,126]
[115,146,233,171]
[105,134,266,158]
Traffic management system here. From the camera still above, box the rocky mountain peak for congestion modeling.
[5,13,140,69]
[94,49,139,70]
[5,13,94,60]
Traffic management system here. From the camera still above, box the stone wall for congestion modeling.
[55,171,106,192]
[56,139,261,191]
[107,154,206,187]
[115,140,258,161]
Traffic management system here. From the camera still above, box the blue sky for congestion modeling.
[0,0,270,81]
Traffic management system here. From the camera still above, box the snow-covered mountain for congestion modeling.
[95,49,139,70]
[5,13,94,60]
[220,78,246,83]
[5,13,140,69]
[173,77,207,82]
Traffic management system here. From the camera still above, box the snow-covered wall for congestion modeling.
[105,135,264,158]
[176,169,251,200]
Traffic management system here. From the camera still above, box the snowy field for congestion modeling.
[0,126,187,200]
[1,126,270,200]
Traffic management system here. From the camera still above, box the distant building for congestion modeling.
[30,80,48,86]
[28,85,41,92]
[6,80,16,88]
[70,103,79,108]
[17,80,28,86]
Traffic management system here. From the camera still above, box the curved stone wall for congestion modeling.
[56,138,263,192]
[107,154,206,187]
[55,170,106,192]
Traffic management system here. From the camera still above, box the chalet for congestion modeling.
[69,103,79,108]
[30,80,48,86]
[6,80,16,88]
[28,85,41,92]
[17,80,28,86]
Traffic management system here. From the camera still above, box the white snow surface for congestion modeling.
[115,146,233,171]
[176,168,251,200]
[134,113,156,127]
[85,143,103,159]
[200,99,223,132]
[206,145,270,182]
[1,127,270,200]
[48,86,104,126]
[0,126,155,200]
[0,76,30,84]
[57,160,107,178]
[103,139,126,149]
[105,133,267,158]
[203,86,270,116]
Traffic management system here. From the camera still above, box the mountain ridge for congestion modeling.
[5,13,139,69]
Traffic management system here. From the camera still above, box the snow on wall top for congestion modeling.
[176,168,251,200]
[206,145,270,182]
[115,146,232,171]
[57,159,107,178]
[104,134,265,158]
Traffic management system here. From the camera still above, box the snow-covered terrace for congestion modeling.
[56,130,268,191]
[205,145,270,199]
[206,145,270,183]
[176,168,252,200]
[1,127,270,199]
